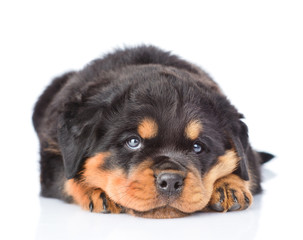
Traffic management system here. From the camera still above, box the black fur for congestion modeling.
[33,45,271,203]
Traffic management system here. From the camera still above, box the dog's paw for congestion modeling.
[87,189,124,214]
[64,180,124,214]
[208,174,253,212]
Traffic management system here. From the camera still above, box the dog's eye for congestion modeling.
[193,142,203,154]
[126,137,142,150]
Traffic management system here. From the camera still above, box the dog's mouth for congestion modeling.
[126,205,189,219]
[101,162,212,218]
[106,168,211,218]
[118,194,194,219]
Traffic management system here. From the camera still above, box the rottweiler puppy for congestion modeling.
[33,46,273,218]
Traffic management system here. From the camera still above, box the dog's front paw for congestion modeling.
[65,179,124,214]
[208,174,253,212]
[88,189,124,214]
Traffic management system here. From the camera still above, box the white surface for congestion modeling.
[1,1,303,239]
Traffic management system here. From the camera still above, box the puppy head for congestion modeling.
[58,65,249,218]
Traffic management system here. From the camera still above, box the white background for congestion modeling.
[1,1,302,239]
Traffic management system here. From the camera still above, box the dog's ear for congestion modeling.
[57,102,96,179]
[230,120,250,181]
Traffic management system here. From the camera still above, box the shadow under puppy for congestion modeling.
[33,46,273,218]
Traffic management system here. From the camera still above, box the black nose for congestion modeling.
[156,173,184,195]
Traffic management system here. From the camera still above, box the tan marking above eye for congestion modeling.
[185,120,203,140]
[137,118,158,139]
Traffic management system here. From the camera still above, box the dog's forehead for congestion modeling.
[120,67,219,140]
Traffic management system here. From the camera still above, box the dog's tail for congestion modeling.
[258,151,275,164]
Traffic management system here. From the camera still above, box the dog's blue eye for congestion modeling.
[126,137,142,150]
[193,143,203,153]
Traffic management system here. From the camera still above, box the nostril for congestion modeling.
[174,181,182,190]
[160,180,168,189]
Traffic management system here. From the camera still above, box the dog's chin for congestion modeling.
[127,206,190,219]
